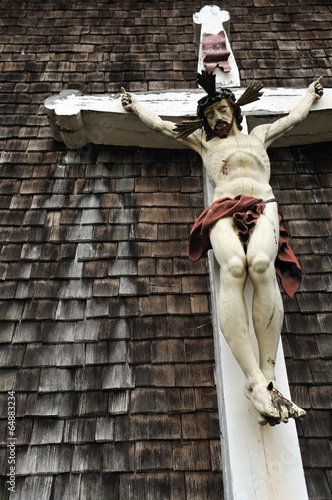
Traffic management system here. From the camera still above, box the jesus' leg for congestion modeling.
[247,202,306,424]
[210,217,280,422]
[247,202,283,384]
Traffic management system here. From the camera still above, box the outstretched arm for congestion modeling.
[254,77,324,148]
[121,88,203,154]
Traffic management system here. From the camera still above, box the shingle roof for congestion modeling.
[0,1,331,499]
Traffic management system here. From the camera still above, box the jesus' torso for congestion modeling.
[200,129,275,202]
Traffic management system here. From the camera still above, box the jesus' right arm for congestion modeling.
[121,88,204,155]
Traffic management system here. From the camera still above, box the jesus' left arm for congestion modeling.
[252,77,324,148]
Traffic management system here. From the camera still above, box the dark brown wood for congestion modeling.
[0,1,331,498]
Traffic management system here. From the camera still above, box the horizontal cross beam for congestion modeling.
[45,87,332,150]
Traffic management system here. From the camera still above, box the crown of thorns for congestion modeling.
[174,71,264,140]
[197,89,236,118]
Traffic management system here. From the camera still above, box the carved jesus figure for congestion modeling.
[121,75,323,425]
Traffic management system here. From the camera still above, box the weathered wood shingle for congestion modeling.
[0,1,331,499]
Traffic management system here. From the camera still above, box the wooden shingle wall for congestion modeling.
[0,1,331,499]
[0,145,222,499]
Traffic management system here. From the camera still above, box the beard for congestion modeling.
[212,117,234,138]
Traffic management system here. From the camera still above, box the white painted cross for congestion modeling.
[44,6,329,499]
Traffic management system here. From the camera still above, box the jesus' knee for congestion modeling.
[222,256,246,281]
[248,254,273,283]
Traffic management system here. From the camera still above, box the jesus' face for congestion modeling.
[204,99,234,139]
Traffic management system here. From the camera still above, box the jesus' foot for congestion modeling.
[244,380,306,426]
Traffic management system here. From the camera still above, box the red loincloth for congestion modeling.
[188,194,302,298]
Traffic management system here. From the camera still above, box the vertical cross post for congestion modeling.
[195,6,308,499]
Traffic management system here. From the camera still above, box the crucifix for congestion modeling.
[121,73,323,429]
[44,6,329,499]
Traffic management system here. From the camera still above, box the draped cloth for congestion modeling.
[188,194,302,298]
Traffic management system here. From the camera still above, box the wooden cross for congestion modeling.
[44,6,330,499]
